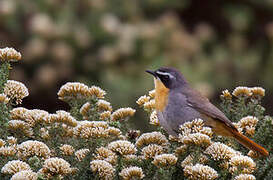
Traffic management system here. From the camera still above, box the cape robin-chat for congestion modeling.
[146,67,269,156]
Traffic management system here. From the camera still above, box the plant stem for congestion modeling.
[0,62,10,93]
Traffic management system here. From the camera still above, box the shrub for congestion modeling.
[0,47,273,179]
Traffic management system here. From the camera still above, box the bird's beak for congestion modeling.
[146,70,157,77]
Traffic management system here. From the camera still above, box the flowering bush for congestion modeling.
[1,47,273,179]
[1,0,273,117]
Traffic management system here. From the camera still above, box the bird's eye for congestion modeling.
[163,75,170,80]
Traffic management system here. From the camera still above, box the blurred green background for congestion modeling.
[1,0,273,131]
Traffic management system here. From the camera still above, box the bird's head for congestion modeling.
[146,67,188,89]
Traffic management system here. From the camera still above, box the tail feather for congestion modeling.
[232,129,269,157]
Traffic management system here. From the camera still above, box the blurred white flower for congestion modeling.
[101,14,120,34]
[30,13,55,38]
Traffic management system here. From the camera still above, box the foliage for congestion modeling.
[0,0,273,118]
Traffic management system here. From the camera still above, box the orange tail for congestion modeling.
[232,130,269,157]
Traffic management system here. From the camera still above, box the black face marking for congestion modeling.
[155,70,175,88]
[146,67,189,89]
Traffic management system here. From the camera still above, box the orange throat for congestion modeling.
[154,78,169,111]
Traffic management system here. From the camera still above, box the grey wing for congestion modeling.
[184,87,237,130]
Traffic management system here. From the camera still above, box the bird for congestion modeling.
[146,67,269,156]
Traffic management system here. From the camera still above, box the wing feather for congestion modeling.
[183,87,237,130]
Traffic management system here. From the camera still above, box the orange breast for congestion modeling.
[154,78,169,111]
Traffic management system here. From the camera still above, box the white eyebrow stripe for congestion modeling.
[156,71,175,78]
